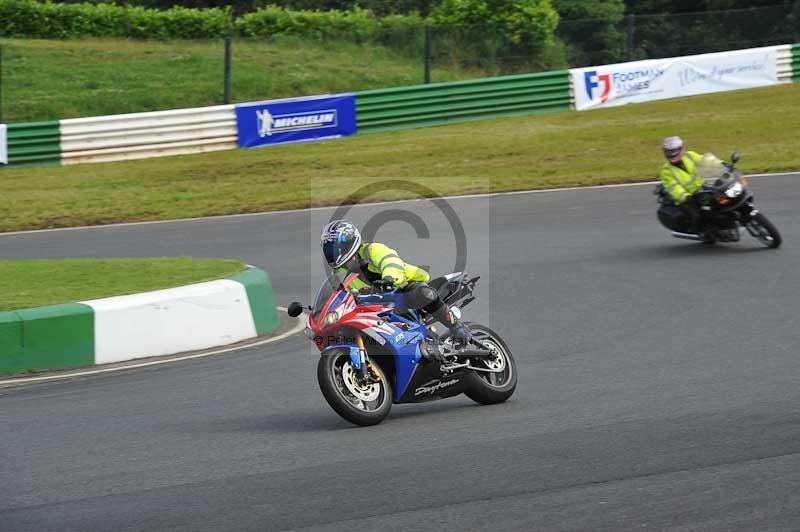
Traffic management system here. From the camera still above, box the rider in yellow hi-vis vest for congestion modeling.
[657,136,720,233]
[320,220,471,346]
[348,242,430,290]
[660,148,704,205]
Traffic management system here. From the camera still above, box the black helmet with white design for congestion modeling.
[320,220,362,268]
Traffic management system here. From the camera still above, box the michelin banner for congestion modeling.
[572,46,779,111]
[0,124,7,164]
[236,94,357,148]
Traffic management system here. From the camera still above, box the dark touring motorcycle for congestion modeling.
[288,272,517,426]
[655,152,781,248]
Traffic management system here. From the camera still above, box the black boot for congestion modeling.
[438,308,471,345]
[422,292,472,345]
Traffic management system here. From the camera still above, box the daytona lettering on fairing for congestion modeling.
[414,378,460,396]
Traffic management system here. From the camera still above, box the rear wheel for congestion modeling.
[317,349,392,426]
[463,323,517,405]
[746,212,782,248]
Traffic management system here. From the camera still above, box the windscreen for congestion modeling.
[311,279,335,318]
[311,270,356,317]
[695,153,729,182]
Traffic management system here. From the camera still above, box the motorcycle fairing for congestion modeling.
[397,363,470,403]
[320,343,362,369]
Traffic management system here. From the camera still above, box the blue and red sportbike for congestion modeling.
[288,272,517,426]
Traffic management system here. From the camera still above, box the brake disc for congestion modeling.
[341,361,380,402]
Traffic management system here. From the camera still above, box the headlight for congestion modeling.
[725,182,743,198]
[323,311,340,326]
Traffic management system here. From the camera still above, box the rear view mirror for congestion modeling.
[287,302,304,318]
[731,151,740,164]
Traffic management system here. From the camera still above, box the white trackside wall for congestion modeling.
[0,124,7,165]
[59,105,238,165]
[83,280,257,364]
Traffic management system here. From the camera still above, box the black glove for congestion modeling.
[688,190,709,206]
[374,276,395,291]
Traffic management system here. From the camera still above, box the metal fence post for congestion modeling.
[424,25,432,84]
[626,14,636,61]
[224,36,232,105]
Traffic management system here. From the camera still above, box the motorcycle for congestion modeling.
[654,152,781,248]
[287,271,517,426]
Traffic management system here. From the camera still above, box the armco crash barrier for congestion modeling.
[59,105,238,165]
[0,267,279,376]
[355,70,571,133]
[5,121,61,165]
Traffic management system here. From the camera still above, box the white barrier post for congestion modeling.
[0,124,7,165]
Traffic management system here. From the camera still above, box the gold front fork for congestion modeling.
[356,333,380,381]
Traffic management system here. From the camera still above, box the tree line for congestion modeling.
[39,0,800,18]
[11,0,799,70]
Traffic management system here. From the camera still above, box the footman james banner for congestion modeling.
[236,94,357,148]
[572,46,779,111]
[0,124,7,164]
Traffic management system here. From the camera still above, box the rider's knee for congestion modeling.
[406,284,439,308]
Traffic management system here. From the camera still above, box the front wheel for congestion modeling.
[746,212,782,248]
[463,323,517,405]
[317,349,392,426]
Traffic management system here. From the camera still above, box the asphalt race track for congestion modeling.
[2,175,799,532]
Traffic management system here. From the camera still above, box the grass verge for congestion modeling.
[0,37,474,122]
[0,83,798,233]
[0,258,247,311]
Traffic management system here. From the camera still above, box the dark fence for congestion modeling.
[558,4,800,69]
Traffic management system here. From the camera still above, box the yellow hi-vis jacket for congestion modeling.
[340,242,430,290]
[660,150,704,205]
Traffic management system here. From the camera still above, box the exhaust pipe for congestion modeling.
[457,349,497,359]
[670,231,703,241]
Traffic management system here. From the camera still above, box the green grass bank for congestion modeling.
[0,258,248,310]
[0,83,798,233]
[0,37,477,122]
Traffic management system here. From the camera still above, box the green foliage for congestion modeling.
[426,0,559,72]
[552,0,625,67]
[236,6,378,41]
[34,0,444,16]
[0,0,234,39]
[0,1,432,42]
[431,0,559,48]
[236,5,432,46]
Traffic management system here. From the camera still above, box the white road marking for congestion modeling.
[0,308,306,386]
[1,171,795,237]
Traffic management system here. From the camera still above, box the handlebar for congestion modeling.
[350,279,397,303]
[372,278,396,291]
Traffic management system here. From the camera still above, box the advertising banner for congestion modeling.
[236,94,357,148]
[572,46,779,111]
[0,124,7,164]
